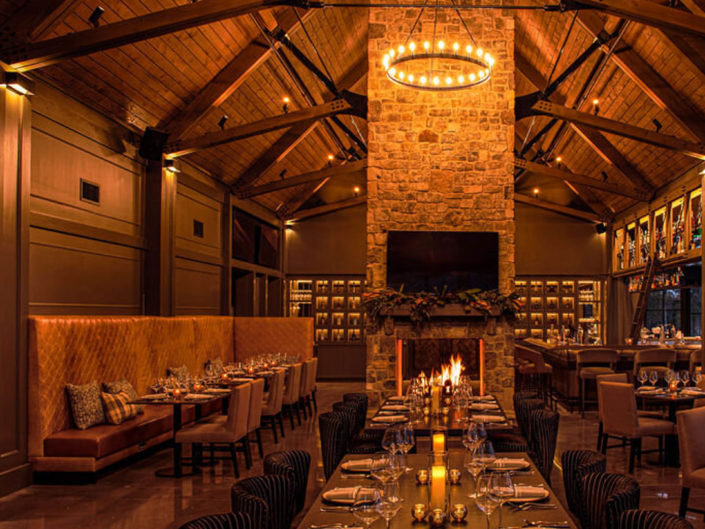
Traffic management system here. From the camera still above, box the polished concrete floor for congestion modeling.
[0,382,703,528]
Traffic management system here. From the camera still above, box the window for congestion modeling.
[689,288,701,337]
[645,289,681,330]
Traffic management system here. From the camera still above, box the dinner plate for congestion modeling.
[387,396,405,403]
[381,404,410,412]
[341,458,388,473]
[471,395,495,402]
[508,486,549,503]
[487,458,531,471]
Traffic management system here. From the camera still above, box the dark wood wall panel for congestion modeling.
[29,228,143,315]
[175,180,222,260]
[174,257,221,315]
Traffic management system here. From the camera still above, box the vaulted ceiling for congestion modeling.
[2,0,704,222]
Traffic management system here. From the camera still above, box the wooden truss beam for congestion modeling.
[681,0,705,16]
[515,159,648,201]
[165,98,361,158]
[2,0,284,71]
[161,8,310,141]
[526,99,705,160]
[239,159,367,198]
[568,0,705,38]
[0,0,80,44]
[285,195,366,221]
[515,193,601,222]
[577,11,705,143]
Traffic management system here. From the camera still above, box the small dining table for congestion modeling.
[296,451,578,529]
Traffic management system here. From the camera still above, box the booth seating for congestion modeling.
[28,316,313,475]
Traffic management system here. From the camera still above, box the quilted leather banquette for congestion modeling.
[28,316,313,474]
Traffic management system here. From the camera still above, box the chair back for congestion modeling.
[577,348,618,369]
[689,350,701,374]
[283,363,303,405]
[515,397,545,443]
[300,360,315,398]
[332,402,359,439]
[633,348,676,376]
[306,358,317,394]
[230,474,295,529]
[618,510,693,529]
[529,408,559,485]
[318,412,347,480]
[178,512,253,529]
[581,472,640,529]
[247,378,265,432]
[225,382,251,440]
[596,373,628,422]
[264,449,311,513]
[677,406,705,488]
[311,356,318,387]
[561,450,607,526]
[264,370,286,415]
[343,392,368,432]
[600,382,639,438]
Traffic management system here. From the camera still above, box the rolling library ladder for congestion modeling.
[629,257,660,343]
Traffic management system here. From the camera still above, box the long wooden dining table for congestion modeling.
[297,451,577,529]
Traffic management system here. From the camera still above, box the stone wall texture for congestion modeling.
[366,6,516,408]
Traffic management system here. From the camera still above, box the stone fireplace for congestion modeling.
[366,6,515,409]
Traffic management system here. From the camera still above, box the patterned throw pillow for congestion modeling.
[102,379,143,414]
[101,391,138,425]
[66,381,106,430]
[167,364,190,383]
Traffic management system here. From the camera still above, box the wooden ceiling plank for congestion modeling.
[530,99,705,159]
[514,193,601,222]
[0,0,79,44]
[239,159,366,198]
[573,0,705,38]
[166,98,358,157]
[3,0,284,71]
[681,0,705,16]
[577,11,705,142]
[285,194,366,221]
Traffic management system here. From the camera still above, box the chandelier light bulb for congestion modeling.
[466,44,473,54]
[453,42,459,52]
[424,41,430,50]
[389,49,395,57]
[399,71,405,80]
[488,56,495,66]
[433,76,440,85]
[470,73,476,81]
[408,74,414,82]
[458,75,464,83]
[409,42,416,52]
[420,76,427,84]
[389,67,396,76]
[282,96,290,104]
[476,48,483,57]
[398,45,405,54]
[438,40,445,51]
[445,76,452,85]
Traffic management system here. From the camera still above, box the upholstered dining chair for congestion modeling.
[633,348,676,379]
[343,392,368,432]
[318,411,347,480]
[581,472,640,529]
[230,475,295,529]
[299,360,315,418]
[601,382,674,472]
[618,510,693,529]
[688,349,701,376]
[677,406,705,519]
[262,369,286,442]
[332,401,359,439]
[561,449,607,527]
[246,378,265,460]
[178,512,253,529]
[310,357,319,411]
[528,408,559,485]
[515,397,545,446]
[264,449,311,514]
[577,348,618,417]
[282,363,303,429]
[175,382,251,477]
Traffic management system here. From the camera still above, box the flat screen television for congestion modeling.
[386,231,499,292]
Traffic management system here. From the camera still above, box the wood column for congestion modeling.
[0,87,32,495]
[144,161,176,315]
[221,193,233,315]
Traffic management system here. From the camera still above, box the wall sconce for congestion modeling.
[164,159,181,173]
[353,186,361,196]
[592,98,600,116]
[282,96,290,114]
[2,72,35,96]
[532,187,540,198]
[595,222,607,234]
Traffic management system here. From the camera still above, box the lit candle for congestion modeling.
[670,379,678,393]
[431,386,441,414]
[430,465,446,509]
[432,432,446,454]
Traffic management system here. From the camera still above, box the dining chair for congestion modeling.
[282,363,303,429]
[515,346,554,408]
[633,348,676,379]
[318,411,347,480]
[528,407,559,485]
[230,475,295,529]
[175,382,251,477]
[299,360,315,418]
[515,397,545,446]
[343,392,368,432]
[310,357,319,411]
[246,378,265,460]
[688,350,701,376]
[561,449,606,527]
[178,512,253,529]
[577,348,618,418]
[581,472,640,529]
[601,382,674,473]
[677,406,705,519]
[264,449,311,514]
[344,392,386,450]
[332,401,360,439]
[618,509,693,529]
[262,369,286,443]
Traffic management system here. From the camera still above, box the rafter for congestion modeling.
[2,0,285,71]
[285,195,366,221]
[577,11,705,143]
[515,193,601,222]
[165,98,363,158]
[160,8,310,141]
[681,0,705,16]
[0,0,80,44]
[239,159,366,198]
[515,51,654,195]
[522,98,705,160]
[567,0,705,38]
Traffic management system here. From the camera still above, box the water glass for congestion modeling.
[352,486,382,529]
[637,369,648,386]
[475,474,499,529]
[649,370,659,386]
[489,471,514,529]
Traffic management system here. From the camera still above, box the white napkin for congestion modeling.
[381,405,410,412]
[472,414,505,423]
[185,393,212,400]
[204,388,230,394]
[512,485,547,499]
[682,388,705,396]
[491,458,528,468]
[372,415,407,423]
[636,386,661,393]
[471,403,500,410]
[323,487,377,504]
[471,395,494,401]
[387,396,405,402]
[140,394,167,400]
[343,459,373,472]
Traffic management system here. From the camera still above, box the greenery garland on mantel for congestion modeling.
[362,286,521,326]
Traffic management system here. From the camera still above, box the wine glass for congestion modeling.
[475,474,499,529]
[489,471,515,529]
[680,370,690,387]
[464,449,485,498]
[475,441,497,474]
[694,369,703,388]
[352,486,382,529]
[649,370,659,387]
[665,369,675,387]
[382,427,400,456]
[377,481,403,529]
[637,369,648,387]
[398,423,415,472]
[370,454,393,484]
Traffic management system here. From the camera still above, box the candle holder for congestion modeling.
[423,406,431,416]
[415,469,429,485]
[449,468,462,485]
[670,380,679,394]
[429,508,447,527]
[411,503,428,522]
[192,382,204,393]
[431,428,448,454]
[172,387,182,399]
[450,503,468,523]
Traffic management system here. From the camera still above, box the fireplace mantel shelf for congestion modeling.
[382,304,500,319]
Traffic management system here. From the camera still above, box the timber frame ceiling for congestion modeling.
[1,0,705,222]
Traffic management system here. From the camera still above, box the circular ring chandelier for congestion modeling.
[381,1,494,91]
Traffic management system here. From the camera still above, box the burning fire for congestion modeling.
[420,355,465,388]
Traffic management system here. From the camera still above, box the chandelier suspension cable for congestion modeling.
[449,0,478,49]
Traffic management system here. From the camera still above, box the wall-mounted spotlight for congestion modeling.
[592,98,600,116]
[353,186,361,196]
[88,7,104,28]
[218,115,228,130]
[327,153,334,167]
[279,169,287,179]
[652,118,662,133]
[601,171,608,182]
[595,222,607,234]
[282,96,290,114]
[2,71,35,96]
[532,187,540,198]
[164,159,181,173]
[555,156,563,167]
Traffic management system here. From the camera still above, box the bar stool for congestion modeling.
[577,348,618,417]
[632,348,676,380]
[515,346,554,409]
